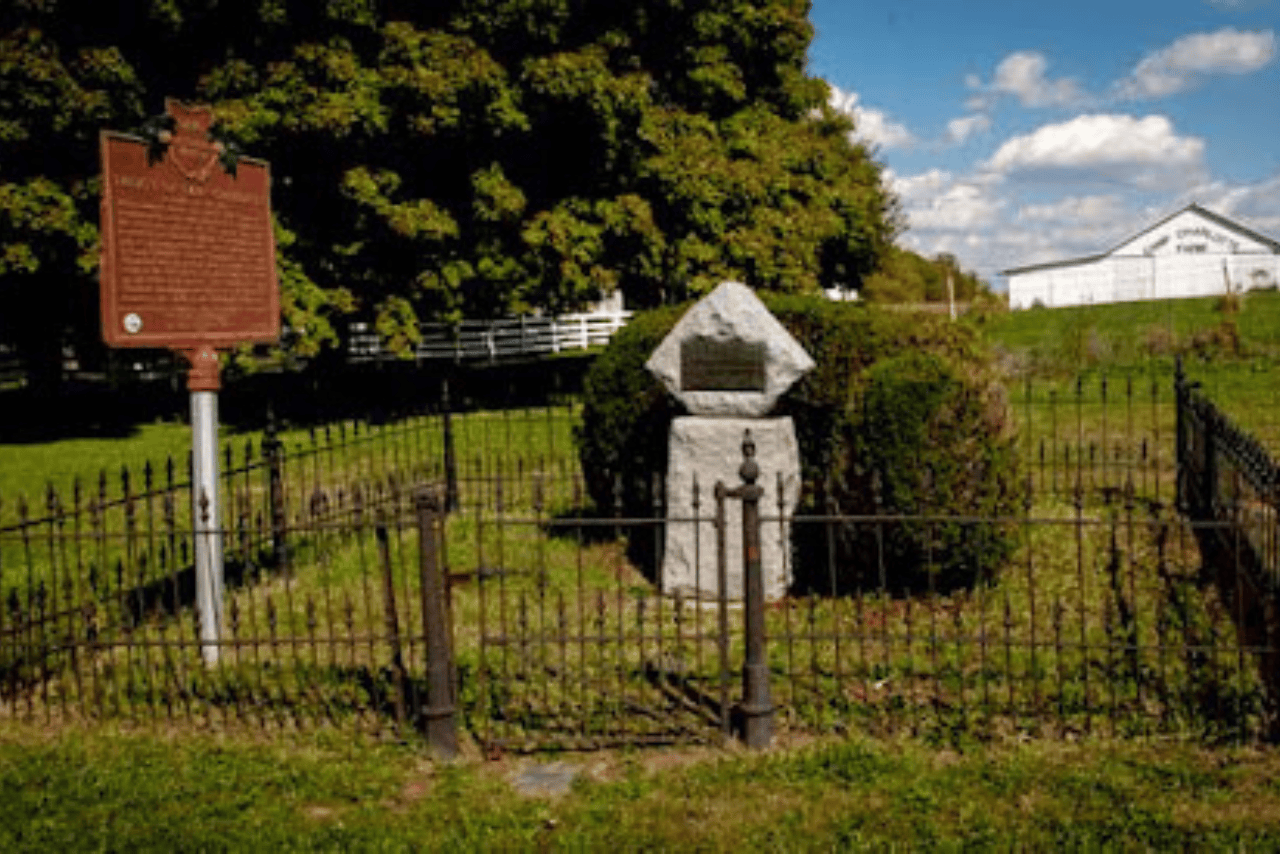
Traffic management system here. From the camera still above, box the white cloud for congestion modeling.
[1115,28,1276,99]
[905,181,1004,231]
[895,170,1279,285]
[945,114,991,144]
[990,51,1087,107]
[1009,195,1148,259]
[964,30,1274,118]
[827,84,915,150]
[1017,194,1128,224]
[984,114,1206,188]
[889,168,953,202]
[1206,0,1272,10]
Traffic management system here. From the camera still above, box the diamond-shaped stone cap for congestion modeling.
[645,281,815,417]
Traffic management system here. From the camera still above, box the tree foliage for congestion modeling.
[861,245,993,306]
[0,0,898,381]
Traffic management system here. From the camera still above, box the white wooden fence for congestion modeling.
[347,310,633,363]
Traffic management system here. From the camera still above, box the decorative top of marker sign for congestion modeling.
[163,101,222,183]
[645,281,814,417]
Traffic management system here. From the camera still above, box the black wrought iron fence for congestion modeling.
[1176,358,1280,587]
[0,397,579,687]
[455,448,1273,751]
[0,365,1276,751]
[0,487,459,744]
[1013,369,1176,507]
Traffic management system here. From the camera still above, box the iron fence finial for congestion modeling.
[740,429,759,486]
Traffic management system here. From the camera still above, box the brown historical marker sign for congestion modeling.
[99,100,280,352]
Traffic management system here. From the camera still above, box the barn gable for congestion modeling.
[1109,205,1280,258]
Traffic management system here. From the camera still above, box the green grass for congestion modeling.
[0,402,579,522]
[978,289,1280,369]
[0,423,194,508]
[2,725,1280,850]
[978,291,1280,455]
[0,402,578,594]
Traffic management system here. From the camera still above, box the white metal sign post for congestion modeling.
[185,345,224,664]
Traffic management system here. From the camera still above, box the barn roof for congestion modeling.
[1000,203,1280,276]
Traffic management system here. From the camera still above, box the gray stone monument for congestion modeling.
[645,281,814,600]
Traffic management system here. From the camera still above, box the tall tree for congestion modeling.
[1,0,898,380]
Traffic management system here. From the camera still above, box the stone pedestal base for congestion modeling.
[661,416,799,601]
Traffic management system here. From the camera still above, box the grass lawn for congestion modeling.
[977,289,1280,367]
[0,422,195,508]
[977,290,1280,451]
[0,406,577,513]
[2,724,1280,850]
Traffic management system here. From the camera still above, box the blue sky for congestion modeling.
[808,0,1280,289]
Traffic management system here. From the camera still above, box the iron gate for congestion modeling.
[455,435,772,751]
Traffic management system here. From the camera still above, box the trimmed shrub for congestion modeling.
[575,294,1025,593]
[576,304,687,518]
[838,351,1021,591]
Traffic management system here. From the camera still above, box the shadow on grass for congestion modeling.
[0,545,280,693]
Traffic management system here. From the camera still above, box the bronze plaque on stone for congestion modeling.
[680,338,766,392]
[99,100,280,349]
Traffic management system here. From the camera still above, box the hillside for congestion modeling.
[974,288,1280,455]
[976,289,1280,373]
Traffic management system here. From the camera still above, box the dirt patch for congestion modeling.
[301,803,344,822]
[397,775,432,805]
[484,729,841,797]
[385,758,437,810]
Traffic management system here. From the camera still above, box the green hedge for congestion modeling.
[576,294,1025,593]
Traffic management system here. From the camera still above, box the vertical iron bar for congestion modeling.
[714,481,730,738]
[265,409,287,571]
[375,523,407,731]
[442,378,459,513]
[412,491,458,757]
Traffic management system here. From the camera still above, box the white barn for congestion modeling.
[1004,204,1280,310]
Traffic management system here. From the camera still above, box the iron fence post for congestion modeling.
[375,522,408,730]
[734,430,773,749]
[714,481,731,738]
[416,487,458,758]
